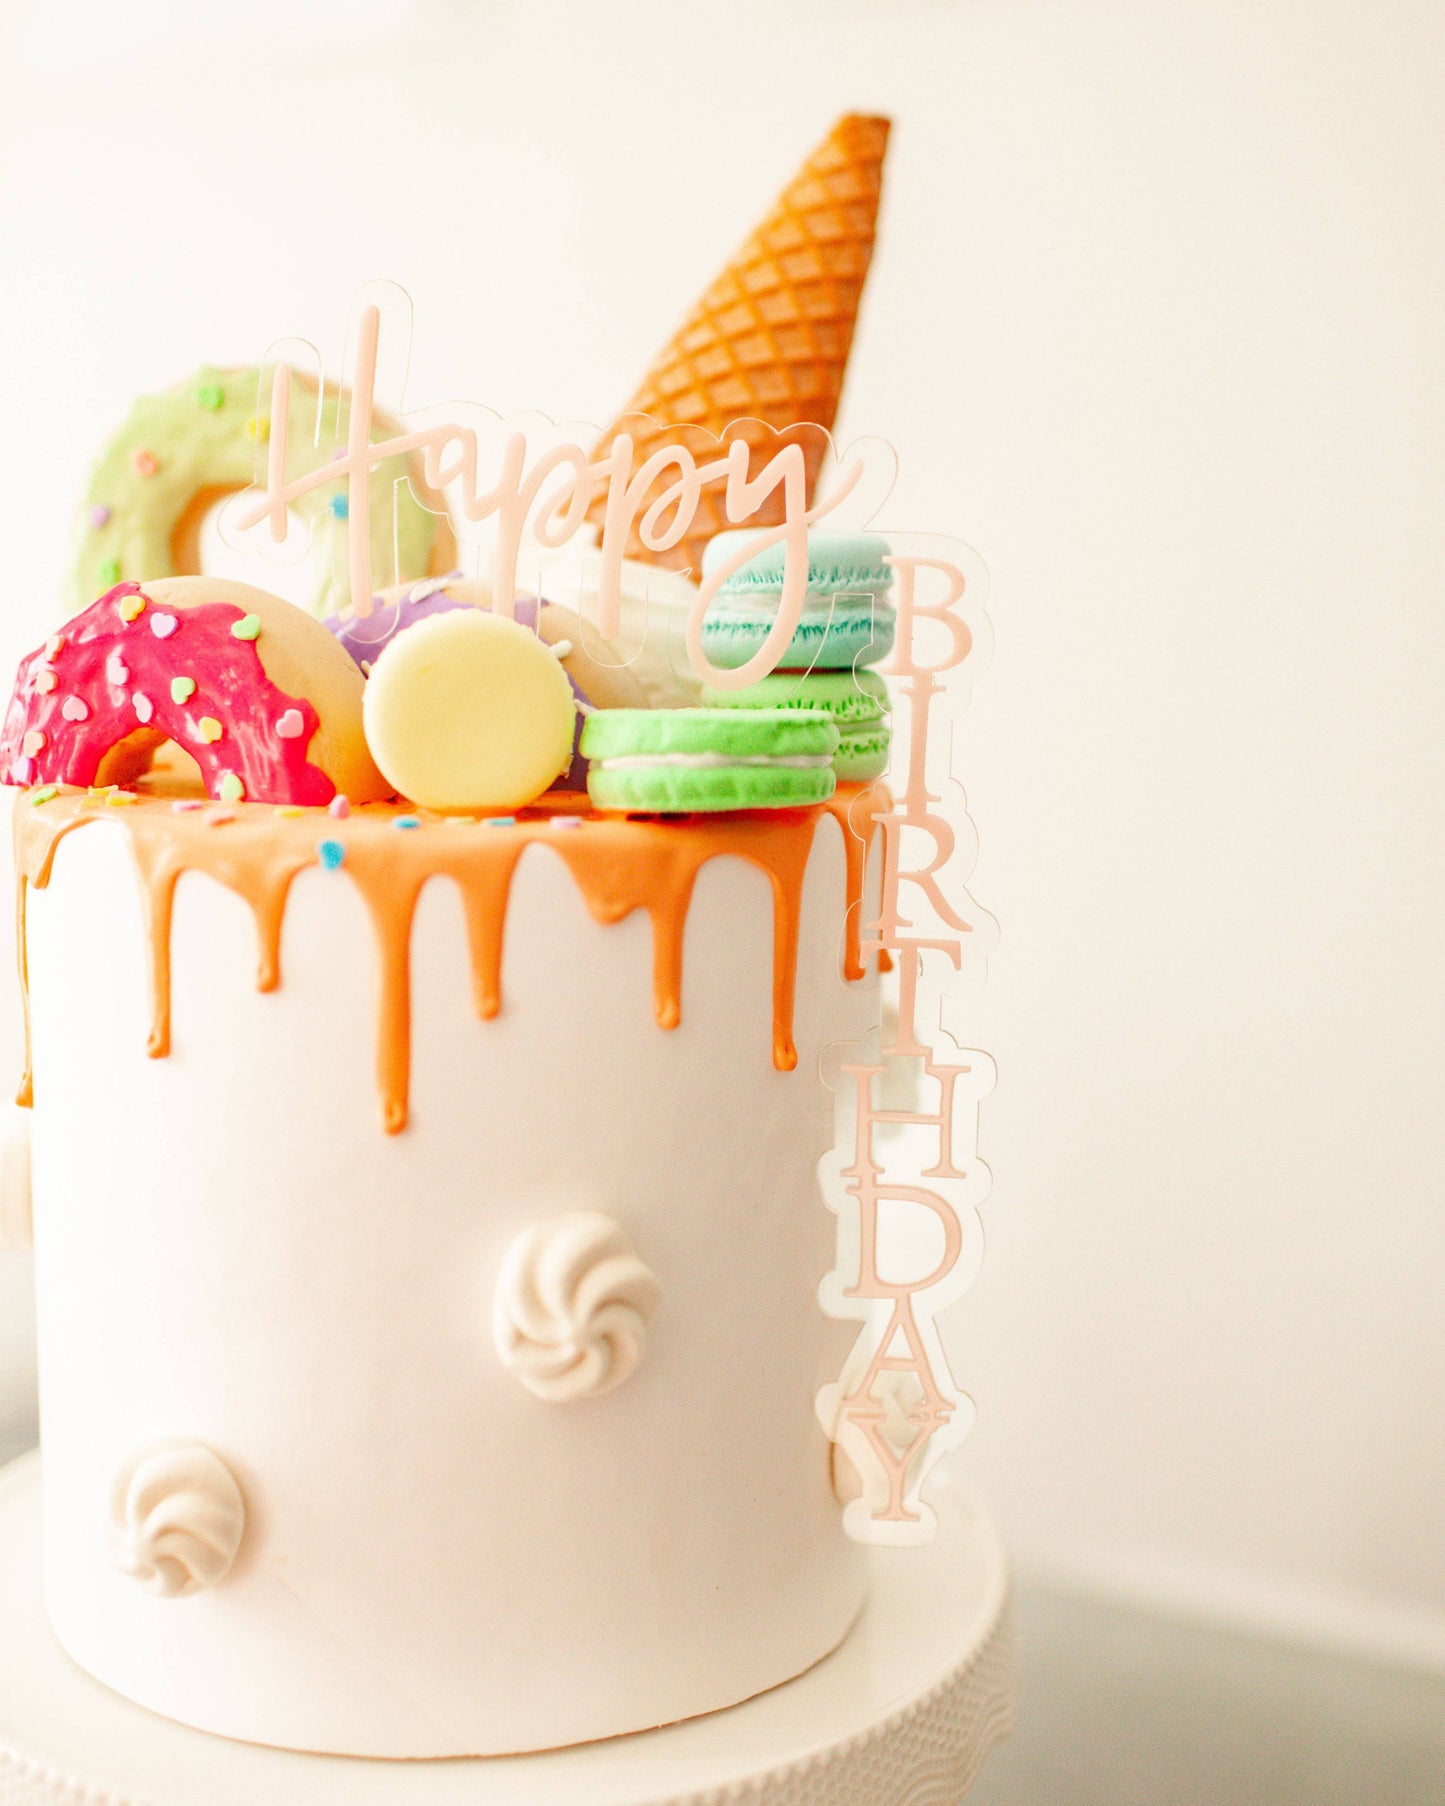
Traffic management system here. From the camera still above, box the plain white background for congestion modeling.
[0,0,1441,1667]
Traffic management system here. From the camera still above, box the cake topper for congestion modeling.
[225,276,997,1542]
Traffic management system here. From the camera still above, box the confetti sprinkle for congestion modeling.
[171,676,196,704]
[133,449,160,478]
[328,794,350,819]
[21,730,45,757]
[88,505,111,530]
[171,799,206,812]
[485,816,517,827]
[195,717,224,744]
[106,790,138,807]
[118,592,145,623]
[61,696,90,723]
[133,693,154,724]
[549,817,584,830]
[329,494,349,520]
[246,416,269,442]
[106,652,130,686]
[443,816,477,827]
[393,814,421,830]
[275,709,305,740]
[218,772,245,804]
[45,634,66,659]
[150,612,180,640]
[29,785,60,805]
[99,558,122,585]
[83,787,115,807]
[230,614,262,641]
[318,839,346,871]
[196,382,225,411]
[33,671,57,695]
[10,757,34,785]
[207,810,236,826]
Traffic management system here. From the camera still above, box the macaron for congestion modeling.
[700,668,891,783]
[330,577,649,790]
[581,709,839,814]
[700,531,895,672]
[362,610,577,813]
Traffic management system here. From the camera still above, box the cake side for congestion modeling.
[23,797,879,1756]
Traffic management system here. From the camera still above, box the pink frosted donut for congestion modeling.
[1,577,388,806]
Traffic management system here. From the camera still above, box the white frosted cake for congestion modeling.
[0,112,918,1760]
[17,771,881,1755]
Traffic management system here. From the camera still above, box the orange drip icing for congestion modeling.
[14,783,886,1134]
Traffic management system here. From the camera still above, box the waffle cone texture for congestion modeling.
[589,113,891,577]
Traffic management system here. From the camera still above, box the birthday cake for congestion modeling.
[0,114,988,1763]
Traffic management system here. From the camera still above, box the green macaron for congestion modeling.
[581,709,839,814]
[700,669,891,783]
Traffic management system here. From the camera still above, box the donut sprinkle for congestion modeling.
[0,582,334,805]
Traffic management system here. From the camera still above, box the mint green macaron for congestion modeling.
[700,530,895,672]
[581,709,839,814]
[700,669,891,783]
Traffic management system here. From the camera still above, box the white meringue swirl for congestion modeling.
[109,1440,246,1598]
[494,1212,661,1402]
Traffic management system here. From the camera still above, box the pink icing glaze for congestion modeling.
[0,582,334,805]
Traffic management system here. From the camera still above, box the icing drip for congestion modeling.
[14,783,884,1134]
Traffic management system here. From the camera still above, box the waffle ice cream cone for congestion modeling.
[590,113,890,576]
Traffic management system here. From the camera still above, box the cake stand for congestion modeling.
[0,1452,1015,1806]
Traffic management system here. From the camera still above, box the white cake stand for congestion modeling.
[0,1452,1014,1806]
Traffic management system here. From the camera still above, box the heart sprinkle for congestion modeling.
[275,709,305,740]
[118,592,146,623]
[150,613,180,639]
[218,772,245,804]
[10,757,34,785]
[133,693,154,724]
[106,653,130,686]
[21,730,45,757]
[196,717,224,744]
[171,676,196,704]
[230,614,262,641]
[33,671,58,695]
[133,449,160,478]
[45,634,66,659]
[61,696,90,723]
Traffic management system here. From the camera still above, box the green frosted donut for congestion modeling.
[73,366,454,618]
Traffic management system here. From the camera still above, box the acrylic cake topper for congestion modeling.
[209,273,998,1545]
